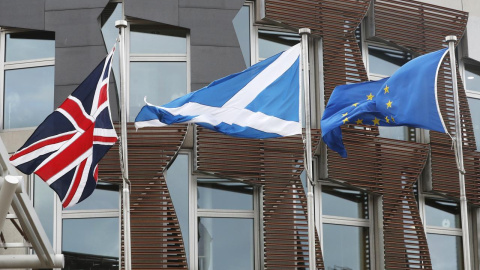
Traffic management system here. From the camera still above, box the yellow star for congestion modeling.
[391,116,395,122]
[342,117,349,124]
[384,85,389,94]
[367,93,374,100]
[356,118,363,125]
[342,112,348,117]
[352,103,359,107]
[372,117,380,126]
[385,116,390,123]
[386,100,393,109]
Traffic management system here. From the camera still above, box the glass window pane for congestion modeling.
[232,5,251,67]
[427,233,463,270]
[4,66,54,129]
[323,224,370,270]
[5,31,55,62]
[258,30,299,60]
[378,126,406,140]
[368,45,411,76]
[465,63,480,92]
[34,175,54,243]
[197,179,253,210]
[198,218,253,270]
[165,154,190,262]
[468,98,480,151]
[322,186,369,219]
[63,218,119,258]
[129,62,187,120]
[425,198,461,228]
[130,27,186,54]
[66,182,119,211]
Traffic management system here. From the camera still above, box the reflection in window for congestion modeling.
[198,218,254,270]
[368,45,411,76]
[425,198,461,228]
[427,233,463,270]
[165,153,190,263]
[468,98,480,151]
[66,182,119,211]
[323,224,370,270]
[5,31,55,62]
[197,179,253,210]
[322,186,369,219]
[130,26,187,54]
[258,30,300,60]
[232,5,251,67]
[63,218,119,261]
[465,63,480,92]
[4,66,54,129]
[129,62,187,120]
[378,126,406,141]
[33,175,54,243]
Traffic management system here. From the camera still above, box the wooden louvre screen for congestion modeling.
[99,123,189,269]
[196,127,324,269]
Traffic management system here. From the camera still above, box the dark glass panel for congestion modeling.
[322,186,369,219]
[130,26,186,54]
[323,224,370,270]
[197,179,253,210]
[465,63,480,92]
[6,31,55,62]
[468,98,480,151]
[425,198,461,228]
[368,45,411,76]
[4,66,54,129]
[34,175,54,243]
[258,30,299,59]
[198,218,253,270]
[66,182,119,211]
[427,233,463,270]
[129,62,187,120]
[62,218,119,258]
[232,5,251,67]
[165,154,190,263]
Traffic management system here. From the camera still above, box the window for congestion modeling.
[165,152,262,269]
[424,198,464,270]
[320,185,373,270]
[0,30,55,129]
[463,61,480,151]
[233,3,253,67]
[128,23,188,121]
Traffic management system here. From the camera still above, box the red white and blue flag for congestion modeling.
[9,47,118,208]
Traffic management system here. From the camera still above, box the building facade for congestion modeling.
[0,0,479,269]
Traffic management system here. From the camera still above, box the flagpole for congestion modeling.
[446,35,471,270]
[115,19,132,270]
[299,28,316,270]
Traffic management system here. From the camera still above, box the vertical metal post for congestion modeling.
[446,35,471,270]
[115,19,132,270]
[299,28,316,270]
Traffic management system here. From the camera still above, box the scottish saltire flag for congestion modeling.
[135,44,301,138]
[321,48,449,158]
[9,47,118,208]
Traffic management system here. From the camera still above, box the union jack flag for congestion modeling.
[10,47,118,208]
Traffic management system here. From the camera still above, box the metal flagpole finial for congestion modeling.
[299,28,311,35]
[115,20,128,28]
[446,35,458,42]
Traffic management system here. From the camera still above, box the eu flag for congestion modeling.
[321,48,449,158]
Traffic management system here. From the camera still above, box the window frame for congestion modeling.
[0,28,55,130]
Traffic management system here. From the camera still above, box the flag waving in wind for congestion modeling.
[135,44,301,138]
[321,48,449,158]
[9,47,118,208]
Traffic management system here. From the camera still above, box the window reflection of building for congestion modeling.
[321,185,372,270]
[424,198,463,270]
[165,152,260,270]
[1,30,55,129]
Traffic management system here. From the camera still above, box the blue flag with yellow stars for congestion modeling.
[321,48,449,158]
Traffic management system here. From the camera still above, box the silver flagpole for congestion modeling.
[299,28,316,270]
[115,19,132,270]
[446,35,471,270]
